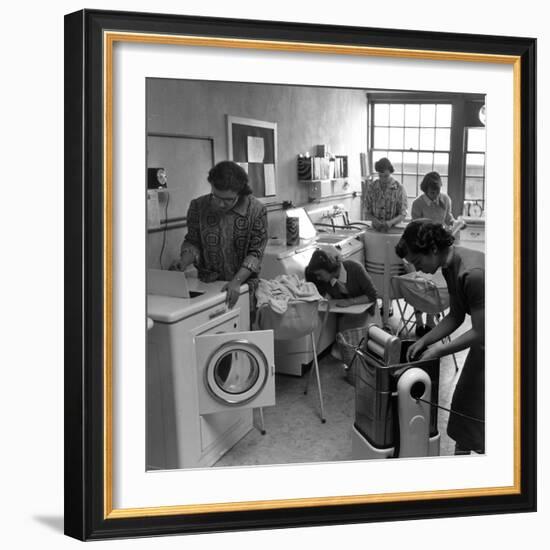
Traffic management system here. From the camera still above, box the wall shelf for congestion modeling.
[298,177,349,183]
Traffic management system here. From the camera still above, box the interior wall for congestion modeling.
[146,78,367,269]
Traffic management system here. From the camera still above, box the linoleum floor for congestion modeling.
[215,324,470,468]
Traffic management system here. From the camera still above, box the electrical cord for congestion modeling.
[415,397,485,424]
[158,191,170,269]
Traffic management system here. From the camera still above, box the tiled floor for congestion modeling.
[215,320,472,468]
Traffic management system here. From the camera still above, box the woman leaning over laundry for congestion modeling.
[305,248,381,331]
[395,219,485,455]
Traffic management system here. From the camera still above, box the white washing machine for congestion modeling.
[259,208,364,376]
[147,269,275,470]
[362,224,406,325]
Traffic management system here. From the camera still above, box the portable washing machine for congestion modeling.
[146,269,275,470]
[351,325,441,459]
[260,207,365,376]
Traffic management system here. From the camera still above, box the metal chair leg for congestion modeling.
[310,332,326,423]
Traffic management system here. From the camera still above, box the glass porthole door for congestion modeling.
[195,330,275,415]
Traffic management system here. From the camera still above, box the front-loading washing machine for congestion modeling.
[147,269,275,470]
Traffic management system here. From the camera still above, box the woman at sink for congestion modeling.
[305,248,381,331]
[363,157,408,232]
[171,161,268,311]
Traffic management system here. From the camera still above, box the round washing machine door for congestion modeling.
[204,340,270,406]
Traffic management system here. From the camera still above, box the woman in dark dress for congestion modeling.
[395,220,485,454]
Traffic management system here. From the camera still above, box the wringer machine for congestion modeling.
[350,325,441,459]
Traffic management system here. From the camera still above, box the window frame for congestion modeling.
[366,91,485,218]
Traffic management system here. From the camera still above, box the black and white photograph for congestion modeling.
[56,3,539,544]
[145,78,487,470]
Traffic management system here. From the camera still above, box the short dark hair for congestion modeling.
[207,161,252,196]
[420,171,442,193]
[305,249,341,278]
[395,219,454,258]
[374,157,394,174]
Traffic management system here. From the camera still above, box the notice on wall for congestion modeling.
[247,136,265,163]
[264,164,276,196]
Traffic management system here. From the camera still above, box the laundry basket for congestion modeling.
[391,271,450,315]
[256,300,321,340]
[257,299,328,422]
[336,325,371,386]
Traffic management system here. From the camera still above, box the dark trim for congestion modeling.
[367,91,486,102]
[148,221,187,234]
[64,10,85,541]
[64,9,537,541]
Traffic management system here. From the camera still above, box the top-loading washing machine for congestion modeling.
[147,269,275,470]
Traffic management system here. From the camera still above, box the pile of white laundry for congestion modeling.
[256,274,323,314]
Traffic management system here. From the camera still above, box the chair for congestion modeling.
[257,300,327,423]
[391,271,459,371]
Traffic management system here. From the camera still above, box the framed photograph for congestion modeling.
[64,9,536,541]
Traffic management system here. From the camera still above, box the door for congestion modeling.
[195,330,275,415]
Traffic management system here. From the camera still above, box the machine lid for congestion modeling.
[264,241,317,260]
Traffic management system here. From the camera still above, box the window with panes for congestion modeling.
[464,126,486,214]
[369,102,452,199]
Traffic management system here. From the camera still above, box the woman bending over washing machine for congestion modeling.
[395,219,485,455]
[305,248,381,331]
[172,160,268,311]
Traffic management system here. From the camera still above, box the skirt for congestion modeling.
[447,344,485,453]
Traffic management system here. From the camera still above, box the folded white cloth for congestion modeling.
[256,274,324,314]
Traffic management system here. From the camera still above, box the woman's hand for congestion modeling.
[169,252,193,272]
[169,259,185,271]
[371,218,384,231]
[406,339,427,362]
[222,279,241,309]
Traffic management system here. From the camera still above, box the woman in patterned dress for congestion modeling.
[174,161,268,310]
[364,157,408,232]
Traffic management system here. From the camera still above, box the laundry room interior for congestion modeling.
[146,76,486,470]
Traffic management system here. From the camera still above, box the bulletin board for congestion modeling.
[227,115,278,203]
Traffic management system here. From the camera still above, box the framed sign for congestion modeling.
[64,9,536,541]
